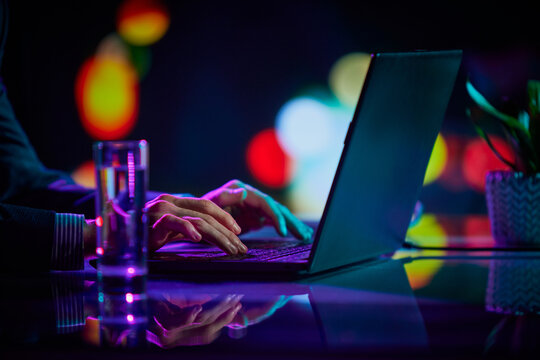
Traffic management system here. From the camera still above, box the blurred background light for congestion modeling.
[276,97,343,159]
[71,160,96,188]
[75,55,139,140]
[246,128,295,189]
[462,136,512,192]
[403,215,447,290]
[286,150,342,218]
[128,44,152,80]
[423,134,448,185]
[96,33,131,64]
[438,135,470,192]
[328,52,372,107]
[117,0,170,46]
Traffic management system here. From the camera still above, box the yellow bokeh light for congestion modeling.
[423,134,448,185]
[76,55,139,140]
[85,58,136,123]
[117,0,170,46]
[403,214,447,290]
[329,52,372,107]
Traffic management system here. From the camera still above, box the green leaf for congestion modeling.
[466,79,528,134]
[518,110,530,131]
[528,80,540,117]
[473,124,518,171]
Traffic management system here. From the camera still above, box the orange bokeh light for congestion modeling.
[75,56,139,140]
[117,0,170,46]
[71,160,96,188]
[246,129,295,188]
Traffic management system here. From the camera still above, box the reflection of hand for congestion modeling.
[229,295,291,329]
[147,295,243,348]
[203,180,313,241]
[145,195,248,255]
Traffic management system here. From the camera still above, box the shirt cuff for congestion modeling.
[51,213,85,270]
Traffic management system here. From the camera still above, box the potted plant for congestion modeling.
[466,78,540,246]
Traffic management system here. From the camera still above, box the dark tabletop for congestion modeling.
[2,215,540,359]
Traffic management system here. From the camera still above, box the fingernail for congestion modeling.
[233,223,242,234]
[228,244,238,255]
[194,231,202,241]
[234,188,247,201]
[281,224,288,237]
[241,243,248,253]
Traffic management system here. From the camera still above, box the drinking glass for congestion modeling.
[93,140,149,278]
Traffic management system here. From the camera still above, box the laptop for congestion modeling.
[150,50,462,275]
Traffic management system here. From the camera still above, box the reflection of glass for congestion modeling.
[93,140,149,278]
[98,276,148,348]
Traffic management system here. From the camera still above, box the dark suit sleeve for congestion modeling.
[0,203,55,271]
[0,1,93,272]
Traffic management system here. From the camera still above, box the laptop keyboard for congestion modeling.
[247,244,312,262]
[172,244,312,262]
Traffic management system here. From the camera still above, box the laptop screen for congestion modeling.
[308,51,462,273]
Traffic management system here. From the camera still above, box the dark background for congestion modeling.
[2,0,538,213]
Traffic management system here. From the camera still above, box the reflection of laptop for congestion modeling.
[151,50,462,275]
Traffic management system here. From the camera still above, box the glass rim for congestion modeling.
[93,140,148,151]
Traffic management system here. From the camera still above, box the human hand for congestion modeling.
[202,180,313,241]
[144,195,248,255]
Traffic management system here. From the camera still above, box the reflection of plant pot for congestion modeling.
[485,171,540,247]
[485,259,540,315]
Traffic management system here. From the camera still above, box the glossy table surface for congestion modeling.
[2,215,540,359]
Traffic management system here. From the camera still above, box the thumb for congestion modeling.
[215,188,247,207]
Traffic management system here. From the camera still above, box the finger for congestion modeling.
[190,215,247,254]
[186,217,247,255]
[277,203,314,242]
[172,197,242,235]
[195,294,242,325]
[148,199,246,253]
[152,214,203,248]
[211,188,248,208]
[242,189,287,236]
[206,302,242,334]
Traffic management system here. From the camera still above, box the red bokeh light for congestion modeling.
[462,136,513,192]
[246,129,295,188]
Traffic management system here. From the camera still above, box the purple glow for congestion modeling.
[126,293,134,303]
[96,247,104,255]
[127,267,135,275]
[126,314,134,323]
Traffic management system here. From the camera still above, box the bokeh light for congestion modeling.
[423,134,448,185]
[82,317,100,346]
[96,33,131,64]
[128,44,152,79]
[75,55,139,140]
[438,135,470,192]
[71,160,96,188]
[287,150,342,218]
[276,97,347,158]
[246,129,295,188]
[403,215,447,290]
[462,136,513,192]
[117,0,170,46]
[328,52,372,107]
